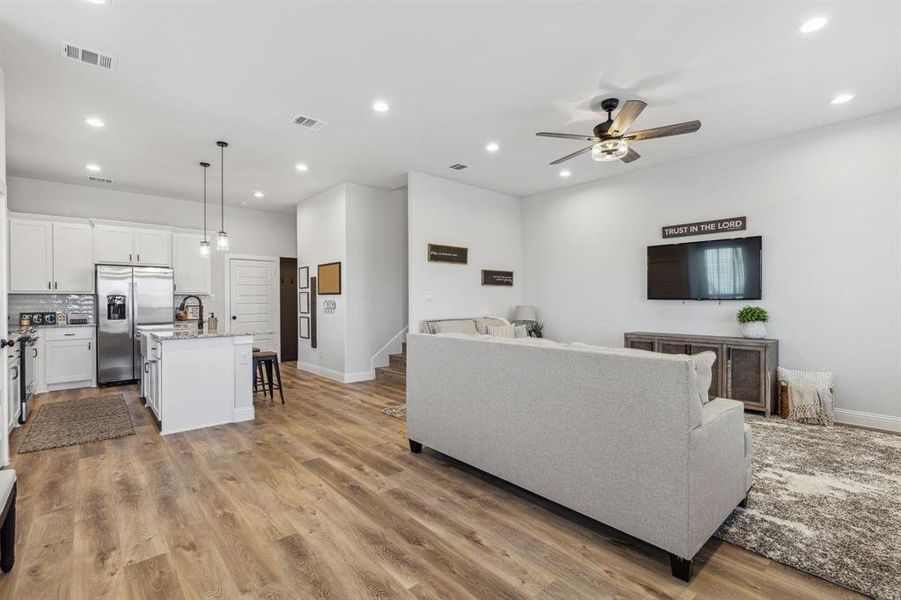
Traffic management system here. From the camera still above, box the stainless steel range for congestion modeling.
[96,265,174,385]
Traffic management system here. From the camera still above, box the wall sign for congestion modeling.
[481,269,514,286]
[428,244,468,264]
[322,299,337,314]
[662,216,747,239]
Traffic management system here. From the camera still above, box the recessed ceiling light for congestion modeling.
[85,163,101,172]
[84,117,105,128]
[372,100,390,113]
[240,200,249,206]
[485,142,500,153]
[84,0,110,4]
[799,16,829,33]
[830,93,854,104]
[559,169,571,178]
[295,163,309,172]
[253,191,264,198]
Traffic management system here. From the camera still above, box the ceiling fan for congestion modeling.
[536,98,701,165]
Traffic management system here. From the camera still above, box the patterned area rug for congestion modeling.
[19,394,135,453]
[381,404,406,420]
[715,415,901,599]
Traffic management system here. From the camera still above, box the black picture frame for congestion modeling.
[427,243,468,264]
[299,316,310,339]
[317,262,342,295]
[481,269,514,286]
[298,266,310,289]
[299,291,310,314]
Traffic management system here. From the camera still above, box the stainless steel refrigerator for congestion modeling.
[96,265,174,385]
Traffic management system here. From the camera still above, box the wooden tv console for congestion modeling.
[623,332,778,416]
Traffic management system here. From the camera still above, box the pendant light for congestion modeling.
[216,140,230,251]
[199,161,211,256]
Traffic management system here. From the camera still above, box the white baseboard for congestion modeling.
[232,406,255,423]
[834,408,901,433]
[297,362,345,383]
[344,370,374,383]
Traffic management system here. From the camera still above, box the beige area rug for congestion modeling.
[381,404,407,420]
[715,415,901,599]
[18,394,136,453]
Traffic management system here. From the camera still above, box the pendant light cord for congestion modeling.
[203,165,207,241]
[220,143,225,231]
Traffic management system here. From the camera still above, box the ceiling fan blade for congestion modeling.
[550,145,593,165]
[536,132,599,141]
[621,147,641,163]
[624,120,701,141]
[608,100,647,136]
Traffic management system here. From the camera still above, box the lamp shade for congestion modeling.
[512,305,537,322]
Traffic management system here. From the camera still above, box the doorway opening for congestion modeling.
[279,257,298,362]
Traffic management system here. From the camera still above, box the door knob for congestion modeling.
[0,339,15,348]
[232,316,237,320]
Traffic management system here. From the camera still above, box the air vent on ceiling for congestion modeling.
[61,41,118,71]
[292,114,328,131]
[449,163,468,170]
[88,175,114,184]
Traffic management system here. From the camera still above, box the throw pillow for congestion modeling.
[435,320,478,336]
[486,324,515,338]
[514,324,529,338]
[691,351,716,405]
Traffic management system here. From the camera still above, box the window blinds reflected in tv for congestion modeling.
[647,236,762,300]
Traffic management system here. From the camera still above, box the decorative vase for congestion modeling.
[740,321,767,339]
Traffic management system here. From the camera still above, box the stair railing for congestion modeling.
[370,325,409,379]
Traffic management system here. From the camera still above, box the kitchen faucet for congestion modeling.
[178,295,204,331]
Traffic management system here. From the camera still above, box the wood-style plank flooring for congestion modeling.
[0,364,860,599]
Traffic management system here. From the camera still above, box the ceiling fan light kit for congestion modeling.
[537,97,701,167]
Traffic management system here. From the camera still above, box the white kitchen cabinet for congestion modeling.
[52,221,93,292]
[95,223,135,263]
[44,328,95,388]
[9,218,53,292]
[134,227,171,266]
[95,223,171,266]
[172,232,211,294]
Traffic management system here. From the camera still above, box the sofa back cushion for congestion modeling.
[434,319,478,336]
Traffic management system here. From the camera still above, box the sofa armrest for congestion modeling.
[685,398,747,558]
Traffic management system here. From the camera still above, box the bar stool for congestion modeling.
[252,350,284,404]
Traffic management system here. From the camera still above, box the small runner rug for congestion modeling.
[18,394,135,453]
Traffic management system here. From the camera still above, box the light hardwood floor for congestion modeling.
[0,364,860,599]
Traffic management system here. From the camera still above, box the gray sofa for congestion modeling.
[406,333,751,581]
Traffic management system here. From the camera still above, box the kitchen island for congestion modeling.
[145,329,254,435]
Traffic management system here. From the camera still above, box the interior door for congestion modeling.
[1,66,9,465]
[229,258,277,352]
[279,257,298,361]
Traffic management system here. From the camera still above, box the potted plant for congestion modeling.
[737,306,769,339]
[529,321,544,338]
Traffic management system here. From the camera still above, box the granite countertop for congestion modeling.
[150,330,263,341]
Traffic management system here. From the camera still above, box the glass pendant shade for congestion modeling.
[591,139,629,161]
[199,240,211,256]
[216,230,229,251]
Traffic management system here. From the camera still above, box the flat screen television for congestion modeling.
[647,236,762,300]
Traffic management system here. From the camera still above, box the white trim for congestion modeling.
[834,408,901,433]
[232,406,255,423]
[297,362,345,382]
[344,370,373,383]
[223,253,281,357]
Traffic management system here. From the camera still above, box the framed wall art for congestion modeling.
[299,316,310,339]
[299,291,310,314]
[298,266,310,289]
[317,262,342,295]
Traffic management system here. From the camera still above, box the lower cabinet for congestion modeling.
[624,331,778,416]
[44,328,95,389]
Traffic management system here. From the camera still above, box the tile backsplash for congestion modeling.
[9,294,96,325]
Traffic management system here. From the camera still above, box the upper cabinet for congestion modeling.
[172,232,211,295]
[95,223,171,266]
[9,218,93,293]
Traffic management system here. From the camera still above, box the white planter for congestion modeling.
[740,321,767,339]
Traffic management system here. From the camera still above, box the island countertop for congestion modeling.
[150,330,270,342]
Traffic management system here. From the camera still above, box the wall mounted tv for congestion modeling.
[647,236,762,300]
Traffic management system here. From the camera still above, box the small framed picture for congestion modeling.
[299,291,310,314]
[299,316,310,339]
[298,266,310,289]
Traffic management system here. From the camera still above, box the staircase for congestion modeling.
[375,341,406,387]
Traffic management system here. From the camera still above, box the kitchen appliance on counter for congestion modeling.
[68,311,92,325]
[96,265,174,385]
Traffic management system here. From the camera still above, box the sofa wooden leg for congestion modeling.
[408,439,422,454]
[0,486,16,573]
[669,553,693,582]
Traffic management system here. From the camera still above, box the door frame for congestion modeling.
[1,179,9,465]
[222,254,281,357]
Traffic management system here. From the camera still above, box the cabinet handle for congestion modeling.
[10,366,18,380]
[137,254,140,262]
[48,281,51,289]
[64,333,76,337]
[88,341,92,351]
[129,253,133,262]
[54,281,58,289]
[32,348,37,358]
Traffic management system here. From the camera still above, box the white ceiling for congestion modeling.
[1,1,899,214]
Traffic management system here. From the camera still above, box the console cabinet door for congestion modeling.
[9,218,53,292]
[95,224,135,264]
[52,221,94,292]
[725,345,766,411]
[133,228,171,266]
[659,341,689,355]
[625,335,655,352]
[689,343,724,399]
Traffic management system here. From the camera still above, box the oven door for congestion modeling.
[19,338,36,424]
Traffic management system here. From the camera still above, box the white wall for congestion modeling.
[7,176,297,320]
[408,171,523,331]
[296,184,347,379]
[523,109,901,429]
[345,183,408,379]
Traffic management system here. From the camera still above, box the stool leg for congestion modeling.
[252,360,258,392]
[264,360,274,400]
[256,362,266,394]
[274,360,285,404]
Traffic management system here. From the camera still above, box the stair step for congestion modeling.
[388,353,406,371]
[376,366,406,386]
